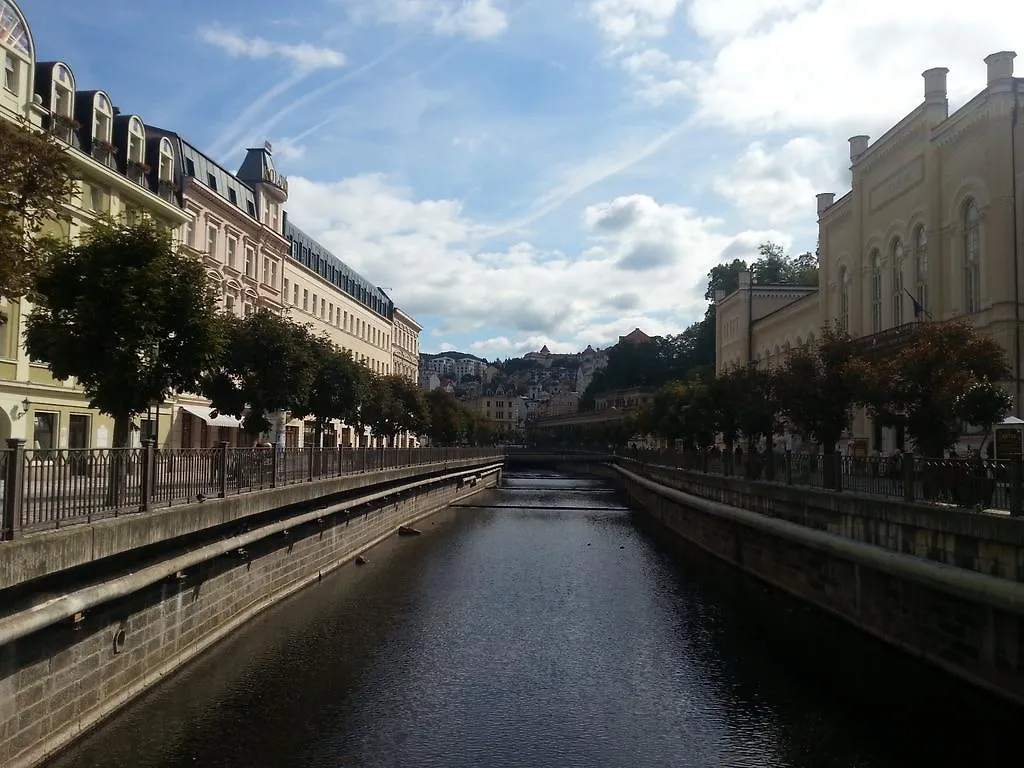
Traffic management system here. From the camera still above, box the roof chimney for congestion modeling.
[922,67,948,102]
[985,51,1016,84]
[816,192,835,216]
[849,135,869,163]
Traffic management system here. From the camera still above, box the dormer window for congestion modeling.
[93,92,113,143]
[128,117,145,164]
[158,138,174,182]
[52,64,74,117]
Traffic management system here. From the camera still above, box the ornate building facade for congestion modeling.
[0,0,189,450]
[715,52,1024,454]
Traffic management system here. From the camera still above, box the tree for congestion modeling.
[298,337,366,446]
[859,320,1012,456]
[424,389,464,445]
[201,311,318,438]
[361,374,427,444]
[775,326,863,454]
[0,118,77,302]
[26,217,223,448]
[727,364,780,450]
[750,242,818,287]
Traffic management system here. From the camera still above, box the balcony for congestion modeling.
[90,141,118,171]
[45,113,79,145]
[851,321,925,359]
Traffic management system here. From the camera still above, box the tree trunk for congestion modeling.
[106,414,133,508]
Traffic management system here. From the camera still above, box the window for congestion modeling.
[320,298,325,318]
[228,188,238,206]
[245,247,255,278]
[90,185,109,214]
[159,139,174,182]
[302,289,309,311]
[207,173,217,192]
[293,285,299,305]
[206,226,218,257]
[128,117,145,164]
[891,238,904,327]
[33,412,57,452]
[3,51,17,92]
[870,250,882,333]
[244,303,253,317]
[226,237,237,269]
[283,278,290,302]
[915,225,928,318]
[225,294,235,314]
[964,199,981,313]
[262,257,270,284]
[53,64,73,116]
[183,218,194,248]
[93,92,112,142]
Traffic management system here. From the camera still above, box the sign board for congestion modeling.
[994,427,1022,460]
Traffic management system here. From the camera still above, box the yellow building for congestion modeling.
[392,307,421,384]
[716,51,1024,453]
[0,0,189,450]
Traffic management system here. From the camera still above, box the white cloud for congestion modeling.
[713,137,845,226]
[353,0,509,39]
[271,138,307,163]
[588,0,684,45]
[199,26,347,71]
[285,177,783,349]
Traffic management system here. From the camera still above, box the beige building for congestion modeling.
[473,393,525,436]
[392,307,421,383]
[716,51,1024,453]
[0,0,190,450]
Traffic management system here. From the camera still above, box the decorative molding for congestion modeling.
[855,109,928,174]
[869,155,924,213]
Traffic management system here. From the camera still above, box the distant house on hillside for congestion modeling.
[618,328,651,345]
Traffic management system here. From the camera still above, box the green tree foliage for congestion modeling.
[25,217,223,447]
[0,118,77,301]
[424,389,464,445]
[298,337,367,445]
[201,310,318,437]
[858,320,1011,456]
[775,327,863,454]
[361,374,427,442]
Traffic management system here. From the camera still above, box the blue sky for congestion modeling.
[17,0,1023,357]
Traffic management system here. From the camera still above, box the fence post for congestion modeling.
[140,439,155,512]
[270,446,278,488]
[2,439,25,540]
[785,450,793,485]
[1011,456,1023,517]
[217,441,228,499]
[902,452,915,503]
[833,453,843,492]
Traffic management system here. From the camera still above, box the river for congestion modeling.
[46,471,1019,767]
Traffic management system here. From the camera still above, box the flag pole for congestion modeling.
[903,287,932,321]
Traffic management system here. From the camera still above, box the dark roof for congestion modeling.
[284,221,394,320]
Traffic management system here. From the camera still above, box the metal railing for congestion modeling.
[0,441,504,539]
[619,449,1024,515]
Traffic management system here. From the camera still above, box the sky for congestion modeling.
[16,0,1024,357]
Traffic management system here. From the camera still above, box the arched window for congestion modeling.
[92,92,112,143]
[158,138,174,182]
[891,238,904,327]
[838,266,850,333]
[914,225,928,318]
[52,63,74,118]
[127,117,145,164]
[964,200,981,313]
[870,250,882,332]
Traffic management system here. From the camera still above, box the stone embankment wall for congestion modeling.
[0,465,500,768]
[615,464,1024,707]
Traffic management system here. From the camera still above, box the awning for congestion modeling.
[180,404,243,429]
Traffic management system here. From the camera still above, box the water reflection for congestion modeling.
[47,471,1019,768]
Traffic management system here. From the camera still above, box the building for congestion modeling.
[715,52,1024,454]
[143,131,291,447]
[392,308,421,383]
[282,221,396,447]
[0,0,190,450]
[473,392,526,436]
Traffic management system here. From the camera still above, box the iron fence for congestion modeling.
[619,449,1022,515]
[0,443,504,539]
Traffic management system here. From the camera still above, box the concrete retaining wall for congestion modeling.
[0,466,500,768]
[619,457,1024,583]
[615,465,1024,707]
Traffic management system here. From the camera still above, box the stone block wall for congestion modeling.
[621,458,1024,583]
[618,468,1024,707]
[0,471,498,768]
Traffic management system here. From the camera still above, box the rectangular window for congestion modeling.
[207,172,217,191]
[226,237,237,269]
[293,285,299,305]
[312,294,318,314]
[283,278,290,302]
[320,298,325,318]
[32,411,57,452]
[262,257,270,284]
[206,225,218,257]
[68,414,90,450]
[4,53,17,92]
[302,289,309,311]
[183,219,194,248]
[225,294,235,313]
[54,85,71,116]
[90,185,108,213]
[270,261,277,288]
[244,303,253,317]
[228,188,238,206]
[245,247,255,278]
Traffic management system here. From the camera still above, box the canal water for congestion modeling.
[47,472,1019,768]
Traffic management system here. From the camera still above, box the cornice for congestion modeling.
[855,106,928,175]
